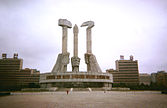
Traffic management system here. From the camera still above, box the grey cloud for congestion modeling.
[0,0,167,73]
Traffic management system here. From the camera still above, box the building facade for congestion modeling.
[139,73,151,85]
[107,55,139,86]
[151,71,167,89]
[0,53,40,91]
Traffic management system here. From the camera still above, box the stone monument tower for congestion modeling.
[71,24,80,73]
[51,19,72,74]
[40,19,112,89]
[81,21,102,73]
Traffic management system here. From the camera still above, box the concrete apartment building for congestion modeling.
[139,73,151,85]
[0,53,40,91]
[107,55,139,86]
[151,71,167,89]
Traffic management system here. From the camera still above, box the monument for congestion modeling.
[51,19,72,74]
[40,19,113,88]
[81,21,102,73]
[71,24,80,73]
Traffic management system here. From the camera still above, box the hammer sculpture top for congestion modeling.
[59,19,72,28]
[58,19,72,54]
[51,19,72,74]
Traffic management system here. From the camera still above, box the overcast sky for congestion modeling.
[0,0,167,74]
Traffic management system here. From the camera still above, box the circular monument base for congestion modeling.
[40,72,113,88]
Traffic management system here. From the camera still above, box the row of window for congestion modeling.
[113,72,138,74]
[119,70,138,71]
[113,75,138,77]
[119,67,138,69]
[0,67,21,69]
[119,64,137,66]
[114,79,139,82]
[118,61,137,63]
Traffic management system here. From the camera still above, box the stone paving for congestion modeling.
[0,91,167,108]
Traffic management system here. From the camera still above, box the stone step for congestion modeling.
[71,88,89,91]
[56,88,71,91]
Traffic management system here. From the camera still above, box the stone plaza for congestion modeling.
[0,91,167,108]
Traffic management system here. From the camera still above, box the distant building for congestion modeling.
[106,69,118,84]
[139,73,151,85]
[0,53,40,91]
[151,73,157,83]
[151,71,167,89]
[19,68,40,88]
[107,55,139,86]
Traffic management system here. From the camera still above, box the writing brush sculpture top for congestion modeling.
[71,24,80,73]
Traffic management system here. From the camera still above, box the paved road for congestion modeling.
[0,91,167,108]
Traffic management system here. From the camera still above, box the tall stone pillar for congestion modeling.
[81,21,94,54]
[86,28,92,54]
[81,21,102,73]
[71,24,80,72]
[52,19,72,74]
[62,27,68,54]
[73,24,79,57]
[59,19,72,54]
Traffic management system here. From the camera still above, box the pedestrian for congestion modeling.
[67,90,69,95]
[104,89,106,93]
